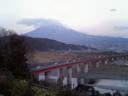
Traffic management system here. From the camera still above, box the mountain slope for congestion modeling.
[20,19,128,50]
[24,23,87,44]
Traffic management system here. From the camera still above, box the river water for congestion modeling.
[94,79,128,94]
[39,75,128,94]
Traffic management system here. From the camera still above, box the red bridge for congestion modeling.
[32,54,128,74]
[31,54,128,87]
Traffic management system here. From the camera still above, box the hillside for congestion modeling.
[24,36,95,51]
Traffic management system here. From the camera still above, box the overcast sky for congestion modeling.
[0,0,128,37]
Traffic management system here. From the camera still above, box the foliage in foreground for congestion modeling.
[0,29,33,96]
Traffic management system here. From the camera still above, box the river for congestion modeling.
[94,79,128,94]
[39,75,128,94]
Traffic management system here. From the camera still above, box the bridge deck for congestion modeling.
[31,54,128,74]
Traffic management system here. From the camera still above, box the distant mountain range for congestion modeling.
[19,19,128,51]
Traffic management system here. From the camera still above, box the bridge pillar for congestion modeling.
[77,78,81,85]
[76,64,80,72]
[96,61,100,68]
[111,58,114,62]
[84,64,89,73]
[58,68,64,85]
[35,74,40,80]
[80,78,84,85]
[88,62,92,68]
[67,67,72,88]
[44,71,51,81]
[77,78,84,85]
[104,59,108,64]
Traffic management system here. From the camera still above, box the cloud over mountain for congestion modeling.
[18,18,64,27]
